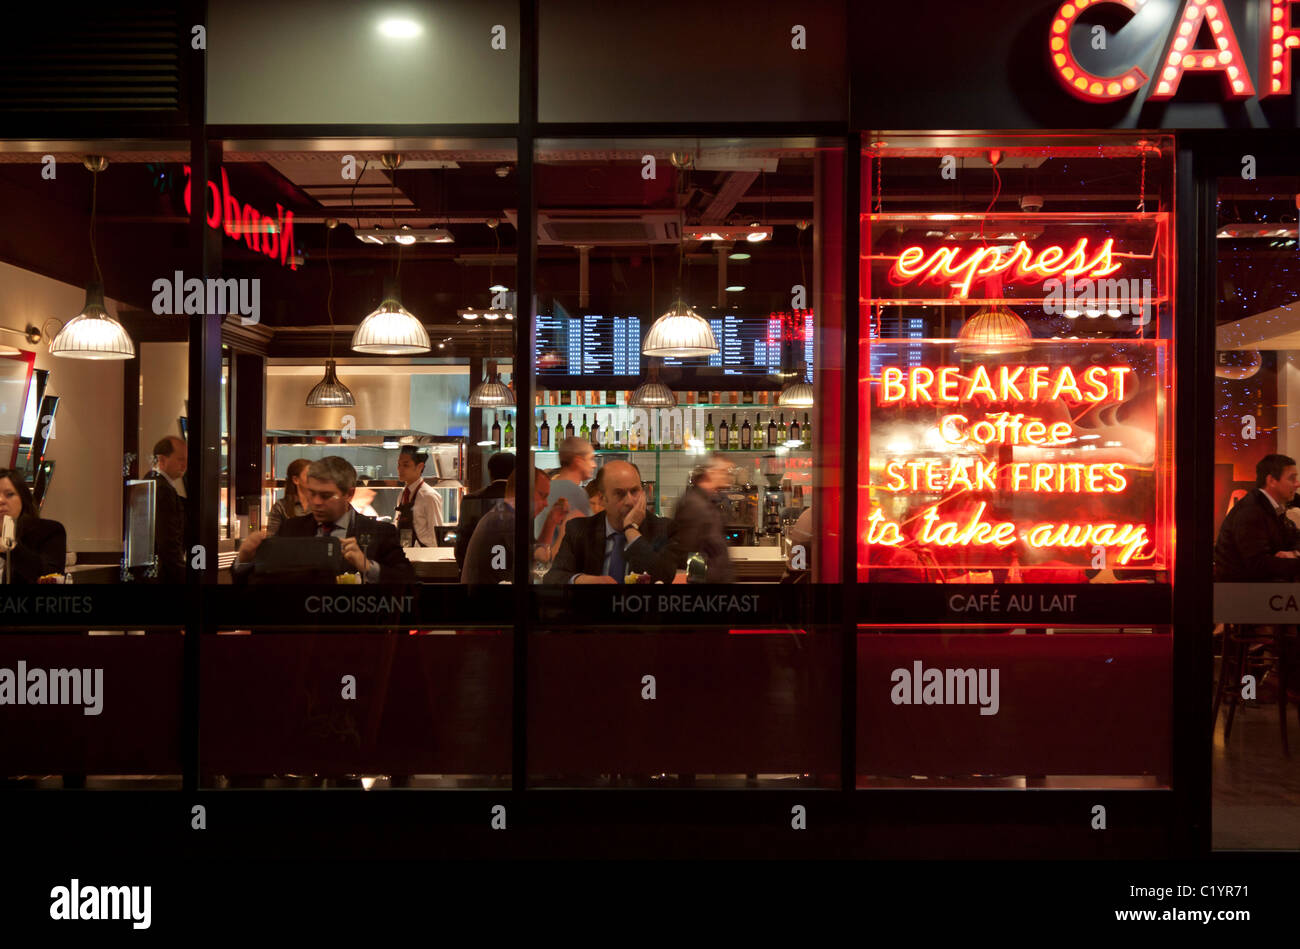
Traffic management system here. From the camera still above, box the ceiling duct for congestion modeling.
[503,210,681,245]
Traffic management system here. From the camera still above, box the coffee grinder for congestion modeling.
[762,472,783,538]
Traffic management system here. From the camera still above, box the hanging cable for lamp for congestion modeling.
[89,169,103,286]
[978,160,1002,247]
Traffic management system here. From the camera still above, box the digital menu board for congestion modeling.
[536,304,643,376]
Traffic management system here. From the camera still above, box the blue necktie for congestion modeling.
[607,531,626,583]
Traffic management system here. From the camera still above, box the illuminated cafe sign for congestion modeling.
[181,165,299,270]
[1050,0,1299,102]
[890,238,1121,299]
[865,348,1162,570]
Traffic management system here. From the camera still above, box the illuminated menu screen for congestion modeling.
[661,311,814,379]
[535,311,642,376]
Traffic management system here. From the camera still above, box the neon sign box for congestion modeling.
[1050,0,1300,103]
[860,340,1169,580]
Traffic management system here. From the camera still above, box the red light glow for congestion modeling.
[1262,0,1300,96]
[1149,0,1255,99]
[1048,0,1148,102]
[890,237,1121,299]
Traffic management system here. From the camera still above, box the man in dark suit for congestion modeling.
[544,460,684,584]
[455,451,515,571]
[234,455,414,584]
[145,435,187,583]
[671,453,735,582]
[1214,453,1300,581]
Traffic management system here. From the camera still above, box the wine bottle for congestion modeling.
[629,422,639,451]
[717,414,729,450]
[565,413,575,439]
[767,414,778,446]
[778,413,788,443]
[729,413,740,450]
[743,389,754,404]
[580,413,590,441]
[559,388,571,404]
[539,412,551,450]
[802,412,811,449]
[705,413,716,449]
[504,413,515,449]
[753,415,765,450]
[491,414,502,449]
[789,413,801,445]
[740,415,752,450]
[605,389,616,405]
[590,414,601,449]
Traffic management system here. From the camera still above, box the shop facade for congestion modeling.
[2,0,1297,858]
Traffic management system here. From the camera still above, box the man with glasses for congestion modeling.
[234,456,414,583]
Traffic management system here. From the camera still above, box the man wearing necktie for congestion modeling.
[1214,454,1300,582]
[394,447,444,547]
[234,456,415,583]
[544,460,684,585]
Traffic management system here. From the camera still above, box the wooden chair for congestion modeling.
[1212,624,1291,755]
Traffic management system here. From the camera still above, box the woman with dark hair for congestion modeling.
[266,458,311,535]
[0,468,67,583]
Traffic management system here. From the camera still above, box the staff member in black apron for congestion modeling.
[394,446,444,547]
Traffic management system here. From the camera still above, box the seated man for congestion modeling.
[544,460,683,585]
[235,455,414,584]
[462,467,567,584]
[1214,453,1300,581]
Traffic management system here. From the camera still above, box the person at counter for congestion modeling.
[1214,453,1300,581]
[234,456,414,584]
[0,468,66,583]
[544,460,683,585]
[145,435,187,583]
[395,446,444,547]
[670,454,734,582]
[534,436,593,538]
[266,458,310,535]
[455,451,514,571]
[461,467,567,583]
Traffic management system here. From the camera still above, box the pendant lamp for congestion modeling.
[777,361,815,407]
[351,154,430,354]
[306,220,355,407]
[351,275,430,353]
[954,303,1032,357]
[630,362,675,407]
[49,157,135,360]
[468,358,515,407]
[641,160,718,358]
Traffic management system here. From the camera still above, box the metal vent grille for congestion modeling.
[0,6,185,112]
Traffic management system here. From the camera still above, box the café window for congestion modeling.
[859,134,1174,585]
[528,137,845,585]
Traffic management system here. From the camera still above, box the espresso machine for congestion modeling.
[761,472,784,540]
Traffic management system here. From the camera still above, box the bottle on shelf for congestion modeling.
[743,390,754,405]
[491,414,502,450]
[717,413,729,450]
[728,413,740,450]
[740,414,752,450]
[590,414,601,449]
[629,422,639,451]
[753,415,765,450]
[778,413,788,444]
[605,388,617,405]
[538,411,551,450]
[580,413,590,441]
[677,415,686,450]
[565,413,575,440]
[789,413,801,445]
[559,388,571,404]
[705,413,716,449]
[802,412,812,449]
[645,413,656,452]
[504,413,514,449]
[767,414,778,446]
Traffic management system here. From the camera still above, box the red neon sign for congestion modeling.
[182,166,298,270]
[889,237,1121,299]
[879,365,1132,406]
[1050,0,1276,103]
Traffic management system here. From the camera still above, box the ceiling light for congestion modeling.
[489,283,509,292]
[684,225,774,243]
[629,364,676,407]
[483,310,501,320]
[304,359,355,407]
[954,304,1033,356]
[356,226,453,245]
[778,362,814,407]
[642,301,719,358]
[378,18,422,38]
[468,359,515,407]
[459,309,480,320]
[725,285,745,292]
[351,276,430,354]
[728,252,750,261]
